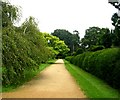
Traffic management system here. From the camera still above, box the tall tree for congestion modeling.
[101,28,112,48]
[111,13,118,27]
[111,13,120,47]
[44,33,70,58]
[51,29,80,53]
[2,1,20,28]
[19,17,50,63]
[81,27,103,49]
[2,1,51,86]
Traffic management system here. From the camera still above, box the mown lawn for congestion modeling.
[64,60,120,99]
[2,59,57,92]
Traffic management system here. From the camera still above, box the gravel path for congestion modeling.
[2,59,86,98]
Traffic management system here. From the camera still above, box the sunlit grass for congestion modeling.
[64,60,120,98]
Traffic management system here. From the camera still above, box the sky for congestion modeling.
[9,0,117,38]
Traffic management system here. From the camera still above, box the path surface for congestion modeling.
[2,59,86,98]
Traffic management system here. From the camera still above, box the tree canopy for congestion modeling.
[111,13,120,47]
[51,29,80,53]
[44,33,70,58]
[81,27,102,48]
[80,27,113,51]
[2,1,52,86]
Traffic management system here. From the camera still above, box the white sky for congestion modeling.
[9,0,117,38]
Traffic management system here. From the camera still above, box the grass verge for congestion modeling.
[2,59,57,92]
[64,60,120,99]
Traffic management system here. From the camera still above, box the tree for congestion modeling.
[2,1,51,86]
[44,33,70,58]
[19,17,51,63]
[111,13,120,47]
[51,29,80,53]
[74,48,84,56]
[101,28,112,48]
[2,1,21,28]
[81,27,103,49]
[72,30,80,52]
[111,13,118,27]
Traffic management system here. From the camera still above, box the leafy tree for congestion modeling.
[2,1,51,86]
[80,27,113,50]
[2,1,20,27]
[101,28,112,48]
[51,29,80,53]
[19,16,51,63]
[88,45,104,52]
[44,33,70,58]
[74,48,84,56]
[111,13,118,27]
[72,30,80,52]
[112,27,120,46]
[111,13,120,47]
[81,27,103,49]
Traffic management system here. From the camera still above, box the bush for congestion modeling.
[88,45,104,52]
[65,56,73,62]
[2,2,52,87]
[67,48,120,89]
[2,22,51,87]
[74,48,84,56]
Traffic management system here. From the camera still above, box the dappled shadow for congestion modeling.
[46,62,64,64]
[55,62,64,64]
[46,60,64,64]
[34,73,50,81]
[46,62,55,64]
[26,73,51,86]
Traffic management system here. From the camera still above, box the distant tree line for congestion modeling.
[51,29,80,54]
[52,12,120,56]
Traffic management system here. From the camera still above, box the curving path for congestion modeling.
[2,59,86,98]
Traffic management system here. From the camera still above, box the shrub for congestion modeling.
[65,56,73,62]
[68,48,120,89]
[2,1,52,87]
[74,48,84,56]
[88,45,104,52]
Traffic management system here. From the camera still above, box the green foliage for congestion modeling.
[111,13,118,27]
[2,2,51,86]
[111,13,120,47]
[2,59,56,92]
[44,33,70,58]
[81,27,103,49]
[66,48,120,89]
[101,29,112,48]
[88,45,104,52]
[64,60,120,98]
[65,56,73,62]
[51,29,80,53]
[112,26,120,47]
[80,27,113,50]
[74,48,84,56]
[2,1,21,27]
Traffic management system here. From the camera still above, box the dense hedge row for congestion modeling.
[2,25,52,86]
[65,48,120,89]
[2,1,52,86]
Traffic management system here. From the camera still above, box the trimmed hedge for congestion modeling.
[65,56,73,62]
[65,48,120,89]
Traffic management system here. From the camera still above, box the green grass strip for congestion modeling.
[64,60,120,99]
[2,59,57,92]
